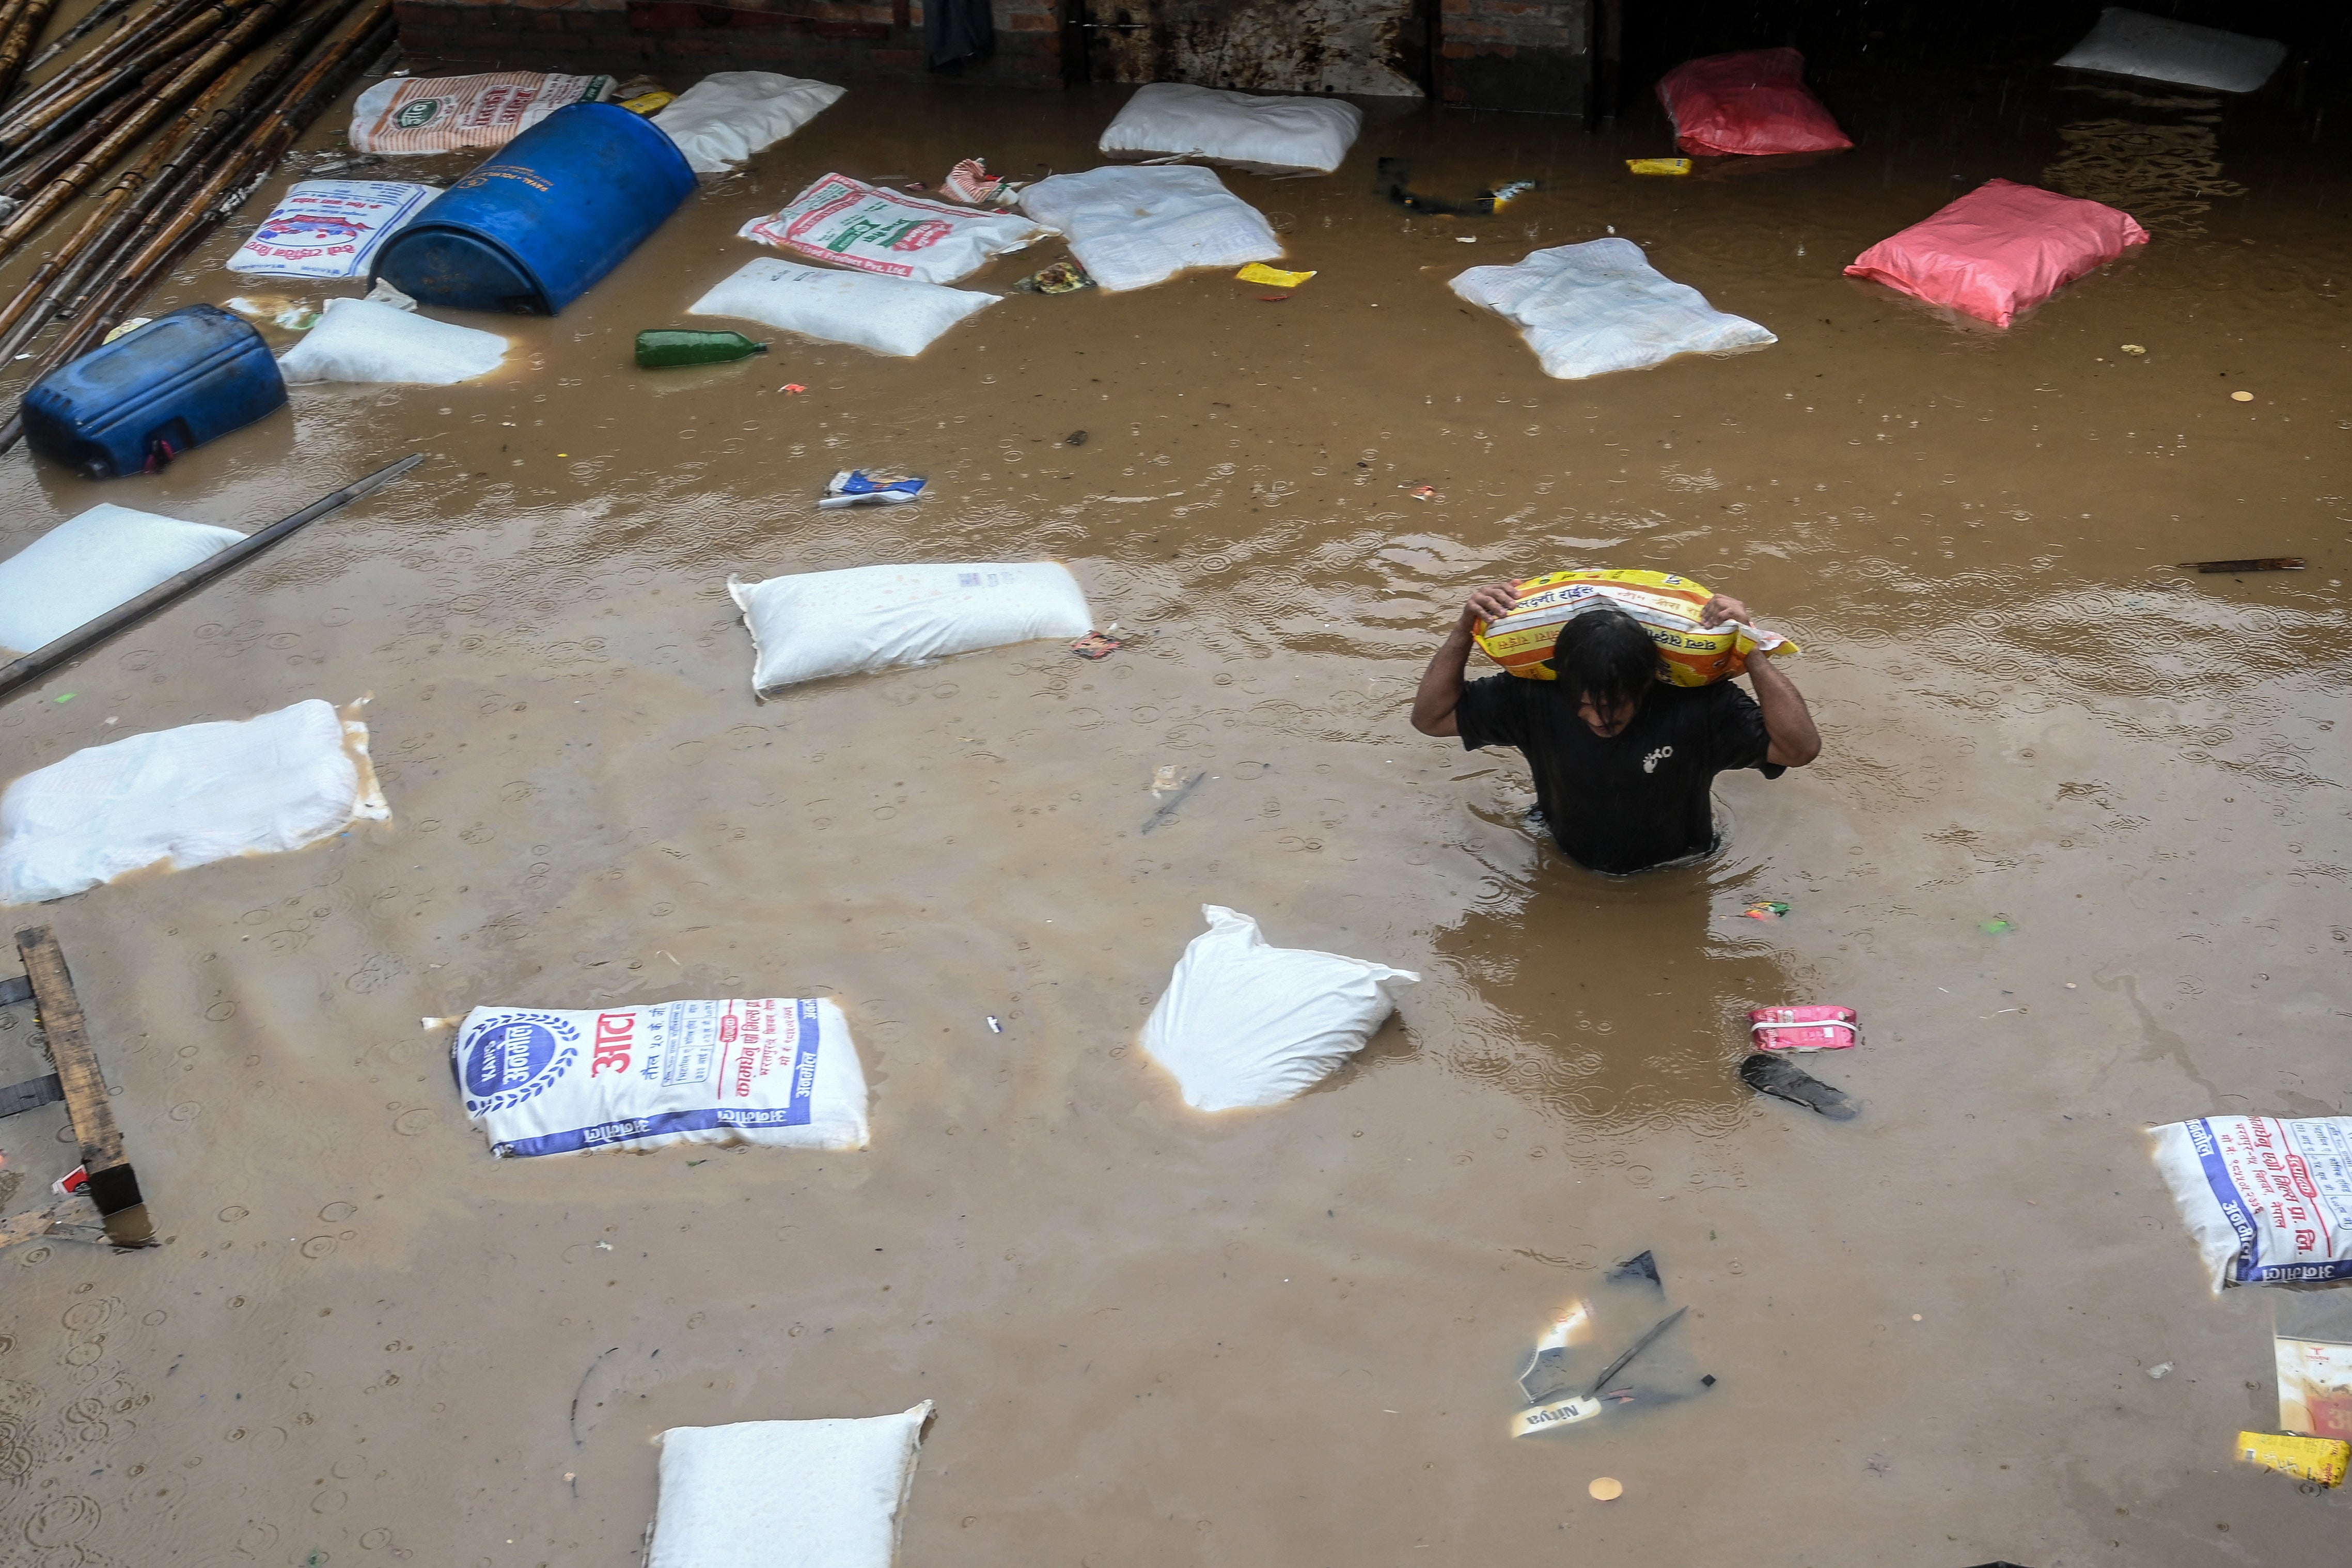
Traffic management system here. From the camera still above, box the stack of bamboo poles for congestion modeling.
[0,0,393,451]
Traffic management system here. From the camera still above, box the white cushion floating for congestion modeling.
[1017,165,1281,292]
[276,297,508,385]
[1099,81,1363,172]
[647,1404,932,1568]
[2056,8,2286,95]
[0,699,389,905]
[731,562,1092,694]
[653,70,844,174]
[1450,238,1776,380]
[690,257,997,357]
[1141,905,1418,1112]
[0,504,243,655]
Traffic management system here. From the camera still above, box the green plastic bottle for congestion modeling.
[635,330,770,368]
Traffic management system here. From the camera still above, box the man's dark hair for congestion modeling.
[1552,606,1663,713]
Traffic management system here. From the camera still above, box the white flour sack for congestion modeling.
[689,257,996,357]
[276,298,508,385]
[0,503,242,655]
[1016,165,1281,292]
[453,997,869,1158]
[648,1404,931,1568]
[652,70,844,174]
[227,179,438,279]
[1098,81,1364,173]
[0,699,387,905]
[1141,906,1418,1112]
[2151,1116,2352,1288]
[740,173,1044,284]
[730,562,1092,694]
[349,71,613,154]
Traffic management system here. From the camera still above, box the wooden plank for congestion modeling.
[14,925,143,1227]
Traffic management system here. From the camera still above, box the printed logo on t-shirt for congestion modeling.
[1643,745,1673,774]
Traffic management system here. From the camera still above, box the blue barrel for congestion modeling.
[372,102,696,315]
[21,305,286,479]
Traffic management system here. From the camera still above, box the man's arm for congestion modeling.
[1701,594,1820,767]
[1410,582,1520,738]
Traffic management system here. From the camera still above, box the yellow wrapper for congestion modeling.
[1626,158,1693,176]
[1236,262,1316,288]
[2237,1431,2349,1487]
[620,91,676,116]
[1472,568,1796,687]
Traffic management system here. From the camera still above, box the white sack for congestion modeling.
[731,562,1091,694]
[1450,238,1775,380]
[0,699,387,905]
[1142,905,1417,1112]
[227,179,438,279]
[2056,8,2286,94]
[276,297,508,385]
[653,70,844,174]
[2150,1116,2352,1289]
[1016,165,1281,292]
[691,257,996,357]
[1099,81,1364,173]
[349,70,612,154]
[454,997,868,1157]
[741,172,1043,284]
[648,1403,931,1568]
[0,504,242,655]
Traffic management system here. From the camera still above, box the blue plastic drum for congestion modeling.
[372,102,696,315]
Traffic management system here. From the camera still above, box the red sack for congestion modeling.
[1657,48,1852,157]
[1843,179,2150,328]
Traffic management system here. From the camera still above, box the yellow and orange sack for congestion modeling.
[1472,569,1796,687]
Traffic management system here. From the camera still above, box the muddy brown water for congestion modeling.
[0,59,2348,1568]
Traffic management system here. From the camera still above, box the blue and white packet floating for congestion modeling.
[819,469,926,509]
[451,997,869,1157]
[2151,1116,2352,1288]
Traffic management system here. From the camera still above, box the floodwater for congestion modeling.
[1,48,2349,1568]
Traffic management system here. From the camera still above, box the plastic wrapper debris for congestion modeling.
[941,157,1002,204]
[1749,1005,1858,1052]
[740,173,1045,285]
[730,562,1091,694]
[1140,905,1416,1112]
[820,470,924,509]
[349,71,613,154]
[1450,238,1775,379]
[2235,1431,2348,1488]
[1099,82,1363,173]
[2150,1116,2352,1288]
[1844,179,2149,330]
[0,699,387,905]
[0,504,242,655]
[1514,1251,1711,1437]
[1236,262,1314,288]
[1657,49,1852,158]
[275,298,508,386]
[689,257,997,357]
[1472,568,1795,686]
[1015,260,1091,294]
[647,1403,931,1568]
[2056,8,2286,94]
[226,180,438,280]
[650,70,843,174]
[1017,165,1281,292]
[2277,1330,2352,1441]
[453,997,868,1157]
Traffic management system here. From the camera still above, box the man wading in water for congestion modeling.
[1410,584,1821,874]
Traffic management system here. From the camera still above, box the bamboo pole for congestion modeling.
[0,0,203,128]
[0,0,248,150]
[0,0,63,101]
[18,0,139,85]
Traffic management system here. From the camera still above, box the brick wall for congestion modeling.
[391,0,1068,92]
[1439,0,1589,114]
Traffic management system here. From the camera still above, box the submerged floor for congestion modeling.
[0,46,2348,1568]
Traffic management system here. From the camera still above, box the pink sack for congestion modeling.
[1657,49,1852,157]
[1843,179,2150,328]
[1749,1006,1858,1052]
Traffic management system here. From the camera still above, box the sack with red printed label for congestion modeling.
[739,173,1045,285]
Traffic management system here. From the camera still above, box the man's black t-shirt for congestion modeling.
[1454,675,1783,875]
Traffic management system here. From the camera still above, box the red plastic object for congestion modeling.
[1657,48,1852,157]
[1843,179,2149,328]
[1749,1006,1858,1052]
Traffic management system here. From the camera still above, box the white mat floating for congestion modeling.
[1451,238,1775,379]
[0,699,387,904]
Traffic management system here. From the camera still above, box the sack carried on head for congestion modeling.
[1472,568,1795,686]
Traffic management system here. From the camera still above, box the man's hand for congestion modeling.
[1458,581,1520,633]
[1700,593,1751,628]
